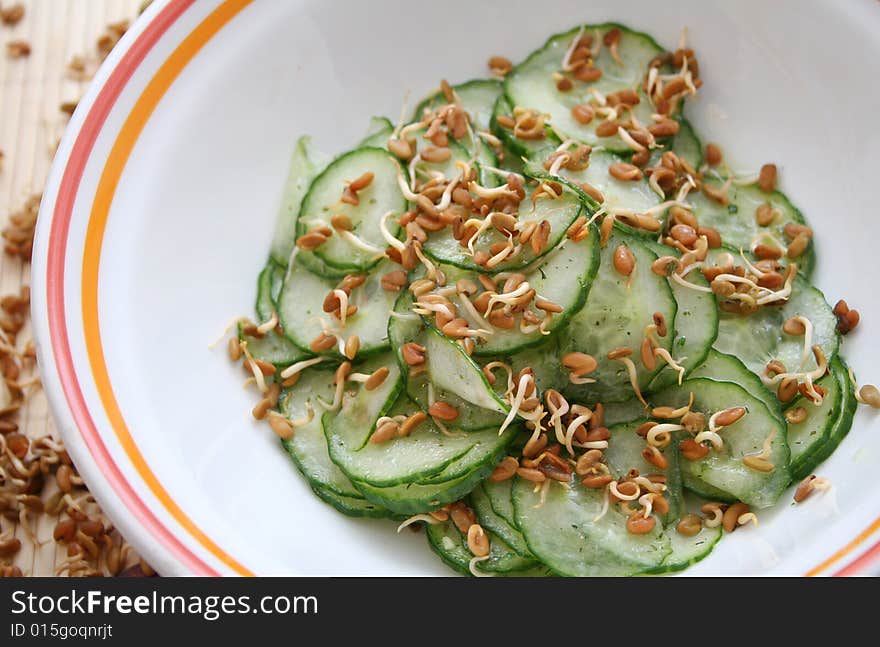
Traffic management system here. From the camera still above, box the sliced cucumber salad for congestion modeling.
[226,21,865,577]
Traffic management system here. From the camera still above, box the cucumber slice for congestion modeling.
[603,420,683,525]
[421,179,585,273]
[652,378,791,508]
[328,392,510,488]
[242,263,310,367]
[513,475,670,576]
[388,291,506,431]
[280,368,362,498]
[505,24,665,153]
[506,338,567,394]
[788,357,856,480]
[785,371,840,476]
[297,147,406,273]
[414,79,502,134]
[665,117,703,170]
[562,229,677,403]
[270,136,330,266]
[310,484,395,519]
[490,94,560,161]
[424,327,508,414]
[646,246,718,390]
[530,149,661,218]
[434,236,598,356]
[278,258,399,358]
[649,494,723,574]
[602,398,648,426]
[471,483,534,558]
[481,479,518,528]
[357,117,394,148]
[353,447,507,515]
[425,519,540,576]
[690,180,815,277]
[691,349,783,426]
[713,275,839,381]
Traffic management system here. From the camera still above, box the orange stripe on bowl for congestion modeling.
[82,0,254,576]
[804,516,880,576]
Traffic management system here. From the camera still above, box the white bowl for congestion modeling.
[31,0,880,575]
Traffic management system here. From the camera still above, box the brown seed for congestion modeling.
[1,4,25,26]
[640,337,657,371]
[785,406,807,425]
[612,244,636,276]
[296,231,328,251]
[534,298,563,314]
[428,401,459,421]
[522,433,548,458]
[595,120,619,137]
[401,342,426,366]
[573,64,602,82]
[787,234,810,259]
[606,347,632,360]
[626,512,657,535]
[679,438,709,461]
[309,332,337,353]
[528,219,550,256]
[777,377,799,403]
[755,202,776,227]
[578,181,605,204]
[662,76,687,99]
[362,367,389,391]
[715,407,747,427]
[252,398,272,420]
[488,55,513,77]
[450,503,476,534]
[0,537,22,557]
[676,514,703,537]
[704,143,722,166]
[467,524,491,557]
[782,317,806,336]
[702,183,729,205]
[758,272,785,290]
[5,40,30,58]
[421,146,452,164]
[53,519,77,543]
[517,467,546,483]
[722,502,750,532]
[496,114,515,129]
[343,335,360,360]
[793,475,820,503]
[349,171,374,192]
[330,214,353,231]
[562,352,598,376]
[758,164,777,193]
[669,206,698,229]
[648,119,680,138]
[370,421,399,444]
[227,337,243,362]
[642,445,668,470]
[388,138,413,160]
[754,244,783,261]
[669,224,697,247]
[266,414,293,440]
[574,449,603,476]
[858,385,880,408]
[609,162,642,181]
[783,223,813,241]
[582,473,613,488]
[571,104,595,125]
[399,411,427,437]
[489,456,519,482]
[556,76,573,92]
[381,270,408,292]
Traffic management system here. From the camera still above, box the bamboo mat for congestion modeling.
[0,0,149,577]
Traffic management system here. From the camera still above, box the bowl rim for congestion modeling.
[29,0,880,576]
